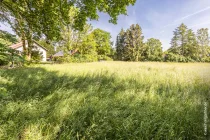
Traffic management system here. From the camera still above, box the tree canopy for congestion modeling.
[0,30,23,66]
[0,0,136,60]
[0,0,136,40]
[144,38,162,61]
[92,29,112,56]
[0,29,17,47]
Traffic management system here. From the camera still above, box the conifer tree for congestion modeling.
[116,29,126,60]
[124,24,144,61]
[197,28,210,58]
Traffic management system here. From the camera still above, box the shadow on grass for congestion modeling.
[0,67,127,100]
[0,67,209,139]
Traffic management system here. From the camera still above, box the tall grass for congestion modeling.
[0,62,209,139]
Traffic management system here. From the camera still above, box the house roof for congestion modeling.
[53,51,65,57]
[33,41,48,51]
[9,42,23,49]
[53,50,78,57]
[9,41,48,51]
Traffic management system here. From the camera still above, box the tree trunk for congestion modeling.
[26,29,33,60]
[21,35,27,55]
[27,39,32,60]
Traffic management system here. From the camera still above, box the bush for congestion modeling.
[0,54,9,65]
[56,54,98,63]
[98,55,113,61]
[0,59,9,66]
[165,53,178,62]
[201,57,210,62]
[82,54,98,62]
[164,53,195,62]
[0,45,9,65]
[56,54,114,63]
[0,45,24,66]
[31,50,43,62]
[145,56,163,62]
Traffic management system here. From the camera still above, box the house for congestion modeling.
[53,50,78,57]
[9,41,47,61]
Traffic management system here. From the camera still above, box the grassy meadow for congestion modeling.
[0,62,210,139]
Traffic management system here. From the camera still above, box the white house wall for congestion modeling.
[16,47,23,52]
[33,44,47,61]
[15,43,47,61]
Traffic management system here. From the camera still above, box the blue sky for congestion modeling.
[1,0,210,50]
[90,0,210,50]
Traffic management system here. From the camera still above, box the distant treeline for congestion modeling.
[115,23,210,62]
[1,23,210,65]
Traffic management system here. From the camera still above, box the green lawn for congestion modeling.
[0,62,210,139]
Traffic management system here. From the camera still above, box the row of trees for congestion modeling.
[1,22,209,64]
[167,24,210,62]
[115,24,210,62]
[1,0,209,64]
[115,24,162,61]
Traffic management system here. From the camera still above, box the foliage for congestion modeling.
[57,54,98,63]
[164,52,195,62]
[185,29,198,59]
[197,28,210,58]
[170,23,188,55]
[115,24,146,61]
[37,40,55,58]
[0,30,21,65]
[201,57,210,62]
[0,44,9,65]
[0,44,24,66]
[56,27,113,63]
[1,0,136,60]
[124,24,144,61]
[115,23,209,63]
[144,38,163,61]
[92,29,112,56]
[0,62,209,139]
[116,29,126,60]
[0,29,17,47]
[56,54,113,63]
[98,55,113,61]
[31,50,43,62]
[0,0,136,41]
[116,25,164,62]
[168,23,210,62]
[58,7,93,53]
[79,32,97,56]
